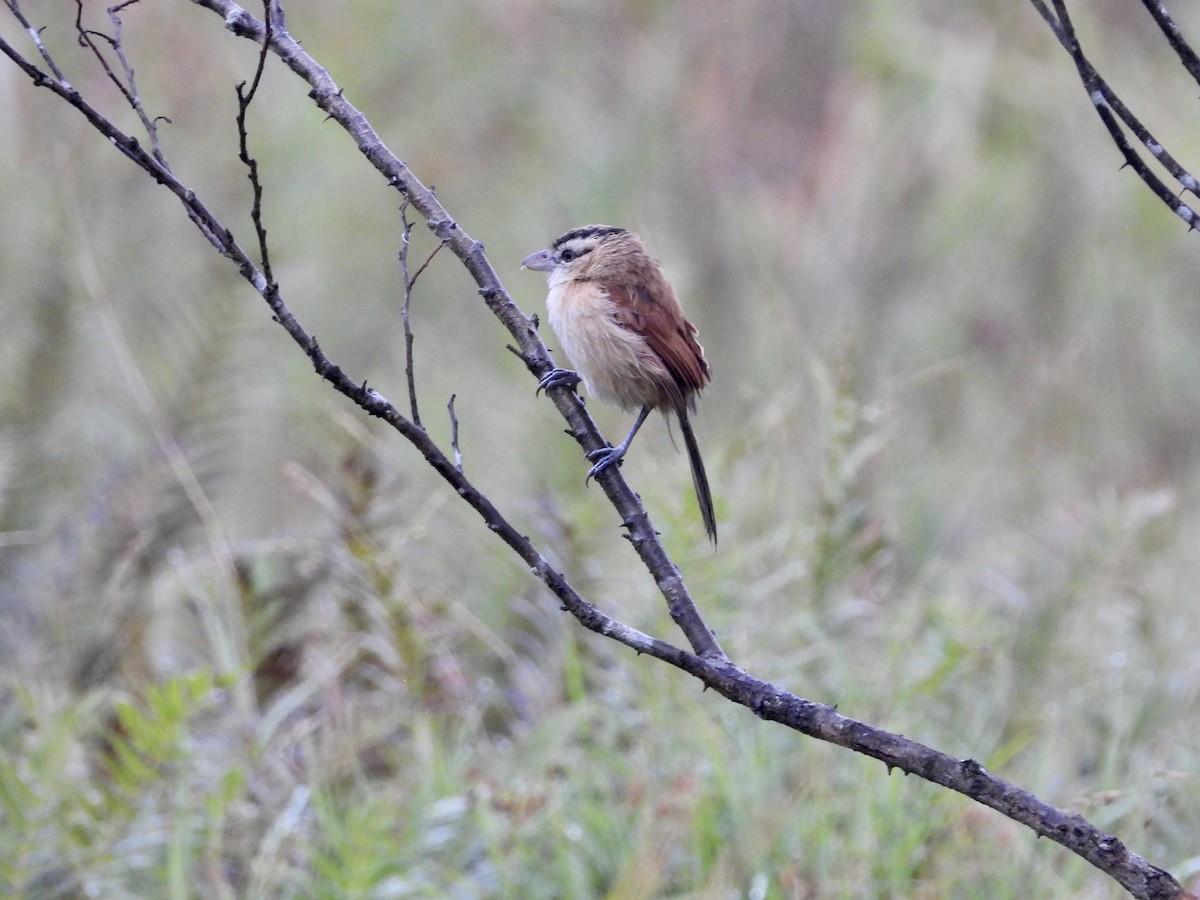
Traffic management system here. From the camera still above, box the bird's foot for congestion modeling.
[585,444,626,484]
[537,367,581,396]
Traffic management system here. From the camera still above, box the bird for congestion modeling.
[522,225,717,544]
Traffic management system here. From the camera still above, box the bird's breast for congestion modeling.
[546,280,672,411]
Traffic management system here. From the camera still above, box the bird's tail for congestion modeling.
[677,406,717,545]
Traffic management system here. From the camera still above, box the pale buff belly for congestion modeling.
[546,282,671,412]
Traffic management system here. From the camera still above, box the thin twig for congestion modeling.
[405,237,448,425]
[72,0,171,168]
[411,238,447,286]
[398,200,422,426]
[447,394,462,473]
[234,1,275,284]
[6,0,70,86]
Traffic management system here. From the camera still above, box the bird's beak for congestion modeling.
[521,248,556,272]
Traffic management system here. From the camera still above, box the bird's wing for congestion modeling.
[605,278,711,398]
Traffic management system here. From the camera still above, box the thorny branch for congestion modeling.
[234,0,275,286]
[1030,0,1200,225]
[1,3,1193,897]
[1138,0,1200,86]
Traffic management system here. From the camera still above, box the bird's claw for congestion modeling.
[537,367,581,396]
[584,445,625,484]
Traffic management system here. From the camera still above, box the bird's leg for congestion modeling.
[537,367,581,396]
[586,405,651,482]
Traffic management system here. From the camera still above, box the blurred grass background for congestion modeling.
[3,1,1200,896]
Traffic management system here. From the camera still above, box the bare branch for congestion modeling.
[410,236,447,286]
[73,0,171,167]
[6,0,69,85]
[0,33,218,242]
[692,657,1187,900]
[234,0,276,284]
[1036,0,1200,230]
[1138,0,1200,87]
[447,394,462,473]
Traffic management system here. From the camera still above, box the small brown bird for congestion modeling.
[522,225,717,543]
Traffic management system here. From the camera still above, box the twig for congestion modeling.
[73,0,171,168]
[403,236,448,426]
[234,1,275,285]
[447,394,462,473]
[398,200,421,425]
[6,0,70,86]
[411,237,446,285]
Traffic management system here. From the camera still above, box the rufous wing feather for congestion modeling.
[604,279,711,403]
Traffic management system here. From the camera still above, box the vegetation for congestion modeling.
[2,2,1199,896]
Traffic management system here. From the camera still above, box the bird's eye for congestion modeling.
[560,248,576,262]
